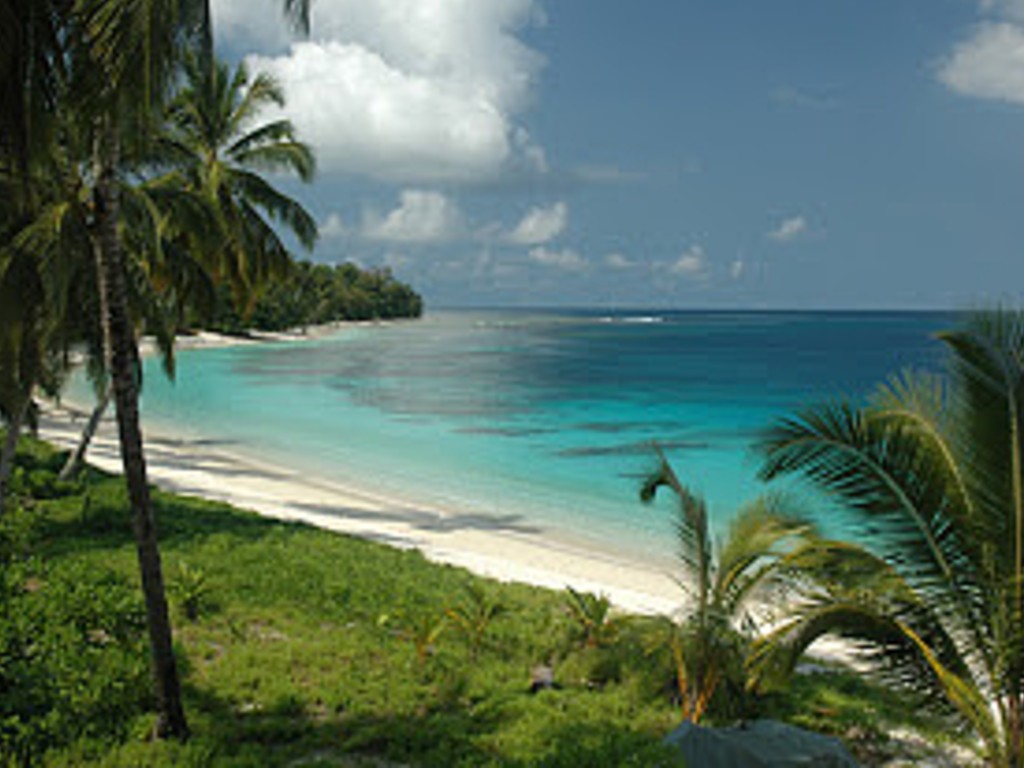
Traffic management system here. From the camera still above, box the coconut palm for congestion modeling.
[3,0,313,740]
[640,450,812,723]
[153,54,317,310]
[754,309,1024,767]
[57,50,317,480]
[82,0,314,740]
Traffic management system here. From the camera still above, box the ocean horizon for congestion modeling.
[75,308,956,561]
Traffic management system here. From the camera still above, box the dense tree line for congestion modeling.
[204,261,423,333]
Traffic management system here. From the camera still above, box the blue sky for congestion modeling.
[213,0,1024,309]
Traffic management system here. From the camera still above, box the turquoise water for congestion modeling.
[107,309,952,557]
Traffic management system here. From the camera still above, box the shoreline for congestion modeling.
[38,396,683,616]
[139,319,390,355]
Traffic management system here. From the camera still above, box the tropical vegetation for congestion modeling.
[153,53,316,319]
[754,309,1024,767]
[0,434,957,766]
[5,1,1019,764]
[1,0,316,740]
[205,261,424,334]
[639,451,814,724]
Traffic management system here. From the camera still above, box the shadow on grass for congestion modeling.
[34,473,294,560]
[178,681,506,767]
[178,688,676,768]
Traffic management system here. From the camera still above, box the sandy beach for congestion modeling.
[38,385,684,617]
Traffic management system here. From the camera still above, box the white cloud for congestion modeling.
[670,245,708,277]
[514,127,548,173]
[981,0,1024,23]
[939,1,1024,103]
[362,189,463,243]
[767,215,808,243]
[218,0,546,182]
[604,252,635,270]
[528,246,587,271]
[320,212,346,239]
[939,22,1024,104]
[730,259,745,280]
[506,202,568,245]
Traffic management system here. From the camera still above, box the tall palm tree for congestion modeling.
[4,0,313,740]
[754,310,1024,767]
[640,450,812,722]
[58,53,317,479]
[81,0,313,740]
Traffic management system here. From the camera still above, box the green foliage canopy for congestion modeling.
[205,260,424,333]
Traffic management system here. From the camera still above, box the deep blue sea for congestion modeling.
[125,309,953,558]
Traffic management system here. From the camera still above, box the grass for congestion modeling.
[0,435,968,766]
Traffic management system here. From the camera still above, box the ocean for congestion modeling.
[121,309,952,560]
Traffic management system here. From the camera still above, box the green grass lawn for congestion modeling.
[0,436,967,766]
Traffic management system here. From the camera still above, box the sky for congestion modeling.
[212,0,1024,309]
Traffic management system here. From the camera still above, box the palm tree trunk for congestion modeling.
[58,384,112,482]
[0,398,27,515]
[93,125,189,740]
[199,0,213,79]
[1006,694,1023,768]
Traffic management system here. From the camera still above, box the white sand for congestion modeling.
[38,395,683,616]
[137,320,384,355]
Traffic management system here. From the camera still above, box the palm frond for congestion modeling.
[228,69,285,137]
[640,449,711,614]
[124,254,176,380]
[0,0,68,170]
[228,167,317,249]
[940,312,1024,623]
[232,139,315,183]
[76,0,189,117]
[757,400,978,609]
[714,494,812,619]
[896,617,1002,761]
[872,369,979,551]
[226,118,295,157]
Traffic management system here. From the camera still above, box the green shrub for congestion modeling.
[0,504,38,564]
[445,582,506,659]
[0,560,149,764]
[563,587,619,649]
[171,561,211,622]
[1,434,958,766]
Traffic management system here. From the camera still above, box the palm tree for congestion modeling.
[3,0,314,740]
[58,53,318,479]
[640,450,811,723]
[754,309,1024,767]
[153,54,317,310]
[81,0,314,740]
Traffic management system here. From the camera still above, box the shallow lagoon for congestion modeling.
[117,309,951,559]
